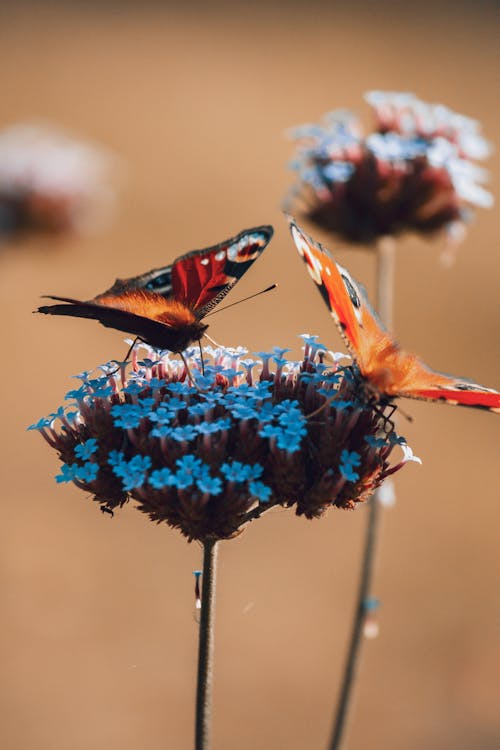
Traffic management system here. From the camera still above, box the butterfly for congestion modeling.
[288,217,500,413]
[37,225,273,353]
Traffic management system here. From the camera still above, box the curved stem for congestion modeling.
[195,538,219,750]
[327,236,396,750]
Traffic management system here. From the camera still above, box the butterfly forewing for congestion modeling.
[288,216,500,412]
[171,226,273,317]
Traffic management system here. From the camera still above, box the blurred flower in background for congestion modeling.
[286,91,493,258]
[29,337,417,542]
[0,122,117,238]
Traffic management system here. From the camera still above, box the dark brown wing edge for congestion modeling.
[36,298,188,352]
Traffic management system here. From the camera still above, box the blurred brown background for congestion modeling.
[1,2,499,748]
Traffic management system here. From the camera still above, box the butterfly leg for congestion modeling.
[105,337,139,376]
[179,351,204,392]
[373,401,397,434]
[198,339,205,375]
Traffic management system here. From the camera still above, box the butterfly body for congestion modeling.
[37,225,273,353]
[288,217,500,413]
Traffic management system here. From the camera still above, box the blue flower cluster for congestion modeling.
[29,340,414,540]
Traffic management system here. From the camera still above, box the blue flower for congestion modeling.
[272,356,288,369]
[151,424,172,438]
[196,418,231,435]
[196,475,223,495]
[49,406,67,422]
[331,399,356,410]
[244,464,264,480]
[259,423,282,440]
[249,481,272,502]
[74,438,98,461]
[75,462,99,483]
[363,596,380,612]
[111,403,145,430]
[64,385,90,402]
[137,397,155,411]
[72,370,93,383]
[365,435,388,448]
[275,430,305,453]
[87,377,110,391]
[148,377,168,390]
[55,463,79,483]
[164,397,188,414]
[221,461,250,483]
[193,375,217,390]
[322,161,355,182]
[123,381,144,396]
[108,450,125,468]
[272,346,291,358]
[27,416,55,431]
[227,403,259,420]
[176,454,204,474]
[388,433,408,446]
[137,358,156,369]
[166,381,196,395]
[148,406,173,426]
[188,402,215,418]
[169,425,198,442]
[149,468,176,489]
[339,450,362,482]
[174,471,195,490]
[91,385,114,400]
[299,333,320,346]
[112,455,152,491]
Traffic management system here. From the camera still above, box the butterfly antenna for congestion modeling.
[203,284,277,318]
[396,405,414,423]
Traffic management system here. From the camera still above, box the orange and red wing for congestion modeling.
[288,217,500,412]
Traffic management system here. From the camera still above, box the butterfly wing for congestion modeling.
[288,216,500,412]
[288,217,387,366]
[102,225,274,318]
[37,292,205,352]
[397,374,500,412]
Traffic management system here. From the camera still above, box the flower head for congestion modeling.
[30,340,416,542]
[0,122,116,237]
[286,91,492,250]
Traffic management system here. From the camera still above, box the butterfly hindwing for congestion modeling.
[288,216,500,412]
[38,292,205,352]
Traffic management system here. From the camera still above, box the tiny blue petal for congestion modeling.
[249,481,272,502]
[74,438,98,461]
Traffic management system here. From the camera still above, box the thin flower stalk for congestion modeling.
[195,539,218,750]
[328,239,396,750]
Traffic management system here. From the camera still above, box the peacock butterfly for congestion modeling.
[288,217,500,412]
[37,225,273,353]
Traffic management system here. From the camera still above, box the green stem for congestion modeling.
[327,236,396,750]
[195,538,219,750]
